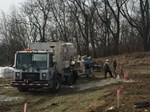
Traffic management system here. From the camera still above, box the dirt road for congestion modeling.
[0,76,122,112]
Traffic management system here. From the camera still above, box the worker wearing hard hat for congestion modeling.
[103,59,113,78]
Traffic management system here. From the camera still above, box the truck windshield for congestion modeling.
[16,53,48,70]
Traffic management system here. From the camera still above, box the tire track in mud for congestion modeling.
[77,78,124,91]
[63,78,125,92]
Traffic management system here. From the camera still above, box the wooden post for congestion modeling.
[117,89,120,108]
[24,103,28,112]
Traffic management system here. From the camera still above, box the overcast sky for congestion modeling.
[0,0,25,13]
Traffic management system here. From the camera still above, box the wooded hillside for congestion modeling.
[0,0,149,66]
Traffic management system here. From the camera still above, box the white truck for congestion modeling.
[11,41,78,93]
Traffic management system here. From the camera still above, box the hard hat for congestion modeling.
[88,56,91,59]
[106,59,109,62]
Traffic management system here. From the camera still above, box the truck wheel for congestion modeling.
[67,72,78,85]
[17,87,28,92]
[50,76,61,93]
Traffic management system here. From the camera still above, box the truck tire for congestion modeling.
[67,71,78,85]
[50,76,61,93]
[17,87,28,92]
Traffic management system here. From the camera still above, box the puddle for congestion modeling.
[55,78,135,91]
[0,84,11,87]
[77,79,124,91]
[4,86,13,89]
[0,95,23,102]
[135,101,150,109]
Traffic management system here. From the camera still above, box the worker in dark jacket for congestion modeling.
[113,59,117,72]
[84,57,92,77]
[103,59,113,78]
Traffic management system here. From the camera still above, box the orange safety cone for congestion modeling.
[24,103,28,112]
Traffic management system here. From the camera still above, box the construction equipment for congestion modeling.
[11,41,78,93]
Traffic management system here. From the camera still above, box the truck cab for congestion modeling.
[11,42,78,92]
[11,50,61,92]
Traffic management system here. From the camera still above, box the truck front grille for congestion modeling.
[22,72,40,81]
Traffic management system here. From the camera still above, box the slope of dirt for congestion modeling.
[0,52,150,112]
[97,52,150,67]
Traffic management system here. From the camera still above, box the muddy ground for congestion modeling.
[0,52,150,112]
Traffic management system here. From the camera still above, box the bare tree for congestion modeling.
[21,0,51,42]
[50,0,69,42]
[0,9,27,65]
[68,0,98,56]
[94,0,127,55]
[121,0,150,51]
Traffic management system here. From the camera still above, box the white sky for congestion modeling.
[0,0,25,13]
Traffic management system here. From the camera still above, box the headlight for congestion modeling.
[15,72,20,80]
[42,73,47,80]
[16,72,20,76]
[42,73,46,77]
